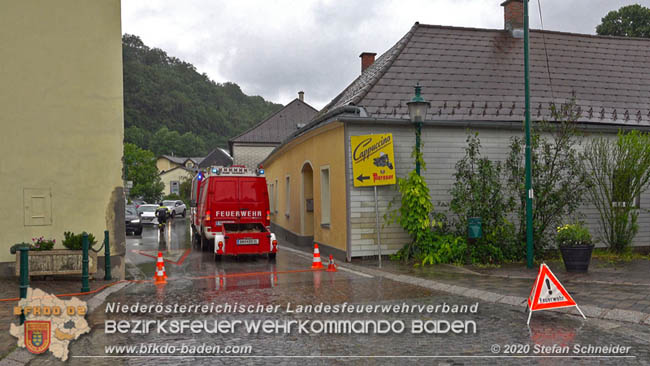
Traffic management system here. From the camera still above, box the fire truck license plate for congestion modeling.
[237,239,259,245]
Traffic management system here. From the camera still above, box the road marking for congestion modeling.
[131,248,191,265]
[281,246,373,278]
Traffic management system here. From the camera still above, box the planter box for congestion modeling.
[559,245,594,273]
[15,250,97,276]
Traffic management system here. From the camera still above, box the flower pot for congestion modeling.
[14,249,97,276]
[559,245,594,273]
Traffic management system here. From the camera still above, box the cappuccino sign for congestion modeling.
[351,133,397,187]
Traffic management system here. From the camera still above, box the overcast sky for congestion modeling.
[122,0,649,110]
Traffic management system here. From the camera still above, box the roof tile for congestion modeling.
[323,23,650,125]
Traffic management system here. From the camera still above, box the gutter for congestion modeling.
[337,117,650,133]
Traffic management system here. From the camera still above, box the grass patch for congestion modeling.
[592,248,650,264]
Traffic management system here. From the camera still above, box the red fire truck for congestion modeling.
[191,165,277,260]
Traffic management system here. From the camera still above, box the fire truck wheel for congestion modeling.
[268,253,277,260]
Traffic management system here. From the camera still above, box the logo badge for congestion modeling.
[24,321,51,354]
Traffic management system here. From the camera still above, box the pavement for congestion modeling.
[291,241,650,325]
[0,220,648,365]
[0,274,120,359]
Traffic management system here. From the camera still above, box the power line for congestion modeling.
[537,0,556,102]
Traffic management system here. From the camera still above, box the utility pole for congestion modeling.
[524,0,534,268]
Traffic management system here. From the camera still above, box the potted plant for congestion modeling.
[12,232,98,276]
[31,237,56,251]
[556,223,594,272]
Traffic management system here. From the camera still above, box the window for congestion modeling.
[274,179,279,213]
[320,167,331,225]
[268,183,275,212]
[285,176,291,217]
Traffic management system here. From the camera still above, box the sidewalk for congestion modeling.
[0,278,126,361]
[279,238,650,325]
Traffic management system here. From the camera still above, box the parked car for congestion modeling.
[163,200,187,218]
[137,204,159,225]
[131,199,147,208]
[125,207,143,235]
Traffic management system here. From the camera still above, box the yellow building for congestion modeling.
[156,155,203,172]
[0,0,125,277]
[159,167,194,195]
[263,122,348,258]
[265,17,650,261]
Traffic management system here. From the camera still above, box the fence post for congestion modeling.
[104,230,111,280]
[19,246,29,325]
[81,232,90,293]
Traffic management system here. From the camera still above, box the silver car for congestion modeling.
[163,200,187,218]
[137,204,159,225]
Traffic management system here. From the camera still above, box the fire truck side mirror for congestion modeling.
[190,199,196,208]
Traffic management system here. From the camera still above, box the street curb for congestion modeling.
[280,244,650,326]
[341,260,650,325]
[0,281,132,366]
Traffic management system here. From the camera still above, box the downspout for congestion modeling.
[341,105,366,262]
[344,122,352,262]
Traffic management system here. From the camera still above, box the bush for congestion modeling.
[556,223,592,247]
[583,130,650,252]
[506,101,588,250]
[385,147,436,261]
[62,232,97,250]
[450,132,521,264]
[31,237,55,251]
[469,242,504,265]
[164,193,182,201]
[416,233,468,266]
[450,132,512,237]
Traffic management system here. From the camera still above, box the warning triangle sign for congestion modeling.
[526,263,585,325]
[528,263,576,311]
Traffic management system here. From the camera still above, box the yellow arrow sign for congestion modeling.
[351,133,397,187]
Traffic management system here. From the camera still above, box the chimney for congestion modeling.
[501,0,524,31]
[359,52,377,73]
[298,91,304,101]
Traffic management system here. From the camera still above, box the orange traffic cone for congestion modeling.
[326,255,337,272]
[311,243,323,269]
[154,251,168,284]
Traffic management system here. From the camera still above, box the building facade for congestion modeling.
[0,0,126,276]
[229,93,318,168]
[264,2,650,261]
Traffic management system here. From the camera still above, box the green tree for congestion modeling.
[179,176,193,204]
[596,4,650,38]
[583,130,650,252]
[506,102,588,250]
[121,34,283,156]
[123,143,164,203]
[124,125,151,149]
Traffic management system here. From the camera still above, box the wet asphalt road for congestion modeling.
[28,218,650,365]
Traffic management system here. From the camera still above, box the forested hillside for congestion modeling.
[122,34,282,156]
